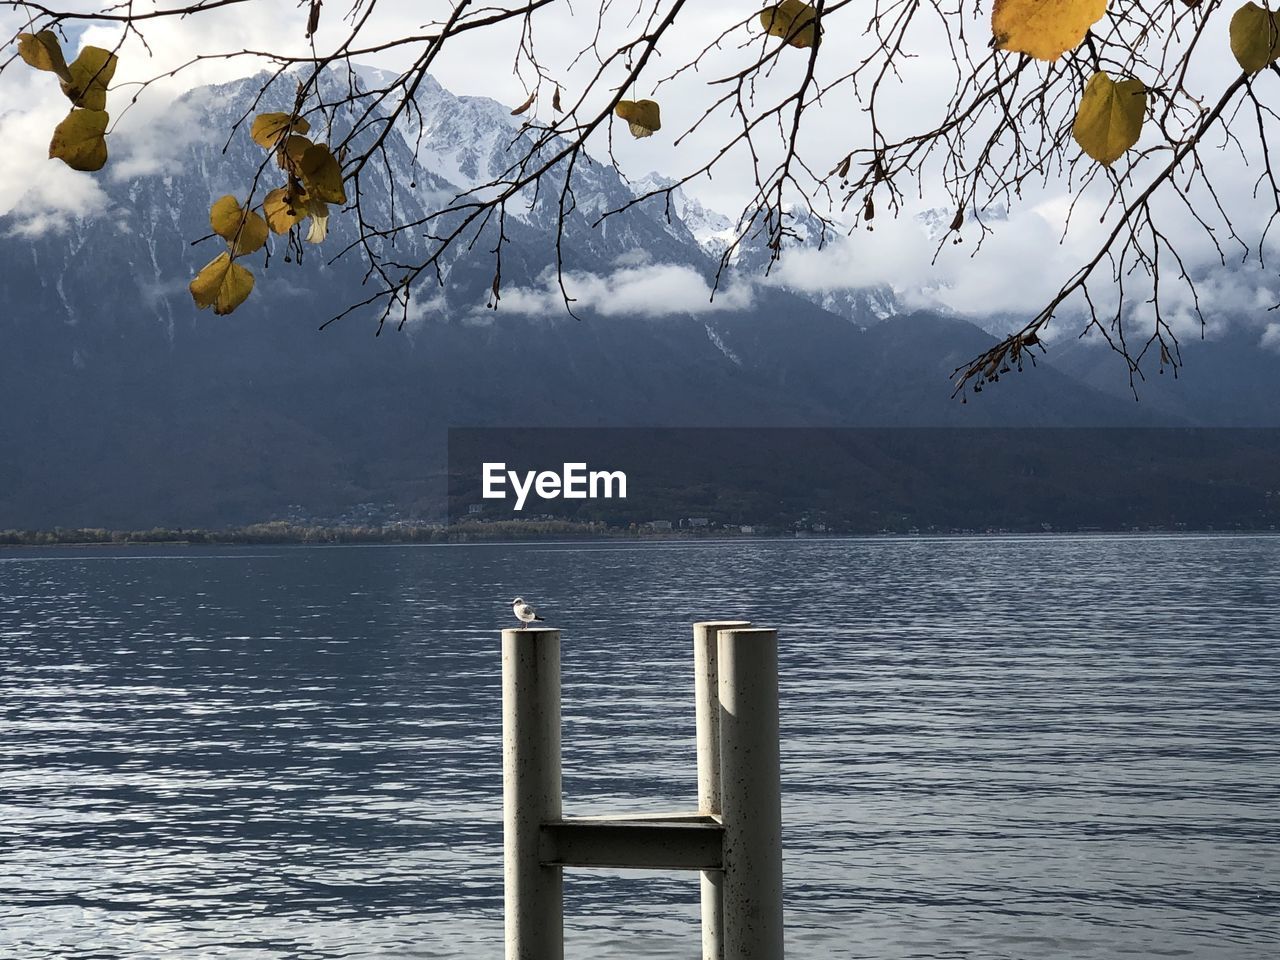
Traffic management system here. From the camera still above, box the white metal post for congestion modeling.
[501,619,783,960]
[693,620,751,960]
[718,627,784,960]
[503,627,564,960]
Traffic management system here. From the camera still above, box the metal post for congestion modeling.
[693,621,751,960]
[718,628,784,960]
[503,627,563,960]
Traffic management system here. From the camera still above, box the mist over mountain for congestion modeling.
[0,68,1275,529]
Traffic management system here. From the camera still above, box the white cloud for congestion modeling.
[767,197,1100,322]
[0,4,284,232]
[0,105,112,234]
[500,262,754,318]
[108,97,214,180]
[404,290,448,330]
[767,173,1280,341]
[1261,323,1280,353]
[1,0,1276,338]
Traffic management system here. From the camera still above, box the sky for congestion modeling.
[1,0,1278,341]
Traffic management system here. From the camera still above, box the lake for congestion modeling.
[1,535,1278,958]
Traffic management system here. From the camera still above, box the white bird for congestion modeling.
[512,596,545,629]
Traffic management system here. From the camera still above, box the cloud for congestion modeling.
[499,262,755,318]
[766,174,1280,342]
[404,291,448,329]
[0,103,113,235]
[1261,323,1280,353]
[766,196,1101,323]
[0,6,279,233]
[109,97,215,180]
[1,0,1276,336]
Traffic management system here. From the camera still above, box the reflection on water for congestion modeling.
[1,535,1278,958]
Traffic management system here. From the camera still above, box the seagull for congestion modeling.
[512,596,545,629]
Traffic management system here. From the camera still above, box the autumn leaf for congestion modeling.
[60,46,117,111]
[18,31,73,83]
[511,90,536,116]
[1072,70,1146,166]
[190,252,255,315]
[306,0,322,38]
[991,0,1107,61]
[264,185,309,234]
[277,134,314,172]
[615,99,661,138]
[1229,2,1280,74]
[48,108,109,172]
[251,112,311,149]
[760,0,820,49]
[298,143,346,203]
[209,195,270,255]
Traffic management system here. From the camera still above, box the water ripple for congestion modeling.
[1,535,1277,958]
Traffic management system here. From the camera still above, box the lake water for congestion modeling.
[1,535,1278,959]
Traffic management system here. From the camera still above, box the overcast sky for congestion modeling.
[1,0,1276,338]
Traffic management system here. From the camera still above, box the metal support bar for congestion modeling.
[694,620,751,960]
[541,816,724,870]
[503,627,563,960]
[719,627,784,960]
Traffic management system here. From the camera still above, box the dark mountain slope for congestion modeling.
[0,71,1212,528]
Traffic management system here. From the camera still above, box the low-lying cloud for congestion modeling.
[766,196,1106,323]
[500,260,754,318]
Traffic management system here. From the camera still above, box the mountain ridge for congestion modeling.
[0,67,1274,528]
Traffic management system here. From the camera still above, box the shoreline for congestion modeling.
[3,523,1278,549]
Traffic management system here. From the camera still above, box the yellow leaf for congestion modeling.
[233,211,268,255]
[615,99,661,138]
[209,195,269,255]
[264,185,307,234]
[1230,2,1280,74]
[992,0,1107,61]
[760,1,820,49]
[298,143,346,204]
[189,252,255,315]
[1072,70,1146,166]
[48,108,109,172]
[303,197,329,244]
[251,112,311,150]
[18,31,73,83]
[60,46,117,111]
[277,134,314,171]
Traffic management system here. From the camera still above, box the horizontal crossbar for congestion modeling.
[540,813,724,871]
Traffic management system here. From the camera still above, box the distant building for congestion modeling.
[647,520,673,531]
[686,517,710,528]
[467,503,484,515]
[740,525,755,534]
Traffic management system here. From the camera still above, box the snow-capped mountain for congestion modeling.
[0,67,1254,528]
[915,202,1009,241]
[627,172,900,326]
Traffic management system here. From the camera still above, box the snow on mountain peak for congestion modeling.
[915,202,1009,241]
